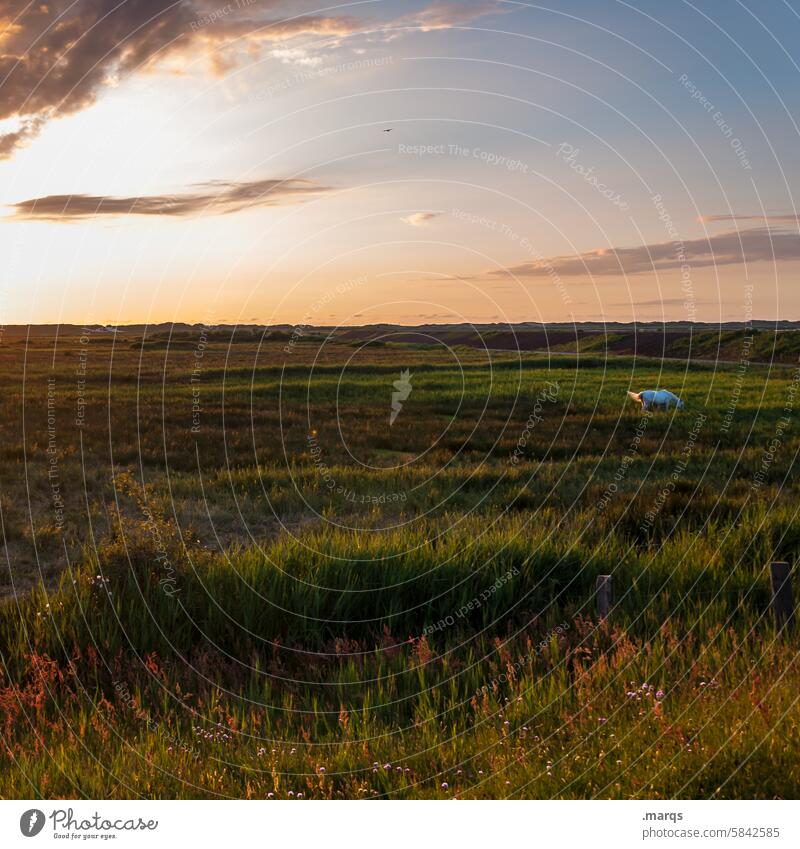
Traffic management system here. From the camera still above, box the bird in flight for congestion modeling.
[383,128,393,132]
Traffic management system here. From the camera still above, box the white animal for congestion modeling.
[627,389,685,411]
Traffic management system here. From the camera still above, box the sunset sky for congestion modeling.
[2,0,800,326]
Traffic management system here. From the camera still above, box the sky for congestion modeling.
[2,0,800,326]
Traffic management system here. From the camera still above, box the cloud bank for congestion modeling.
[493,227,800,278]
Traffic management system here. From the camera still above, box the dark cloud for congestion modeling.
[9,177,331,220]
[0,1,197,155]
[0,1,360,158]
[0,1,502,160]
[492,227,800,279]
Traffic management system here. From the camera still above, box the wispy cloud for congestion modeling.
[491,227,800,278]
[8,178,331,221]
[401,211,442,227]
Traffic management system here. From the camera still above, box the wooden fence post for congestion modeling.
[770,561,795,634]
[596,575,613,620]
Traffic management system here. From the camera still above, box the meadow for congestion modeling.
[1,328,799,798]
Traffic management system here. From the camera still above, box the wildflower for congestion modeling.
[656,690,665,700]
[318,766,326,773]
[598,717,607,723]
[441,782,448,790]
[267,793,274,799]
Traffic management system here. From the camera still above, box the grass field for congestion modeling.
[1,329,799,798]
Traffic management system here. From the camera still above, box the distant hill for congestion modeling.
[3,321,800,364]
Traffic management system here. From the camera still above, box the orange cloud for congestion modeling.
[0,1,360,158]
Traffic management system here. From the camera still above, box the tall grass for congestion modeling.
[1,338,799,797]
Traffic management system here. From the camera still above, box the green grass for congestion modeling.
[1,334,799,798]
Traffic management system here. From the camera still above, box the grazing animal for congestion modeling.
[627,389,685,411]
